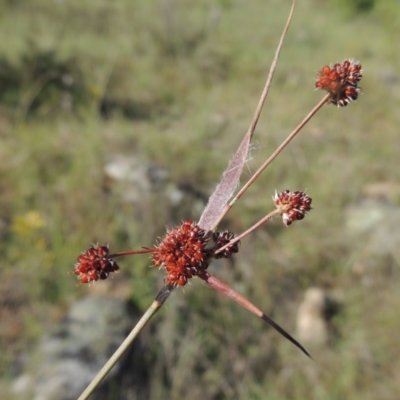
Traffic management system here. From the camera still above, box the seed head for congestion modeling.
[152,220,211,287]
[212,231,240,259]
[315,59,362,107]
[273,190,312,226]
[74,244,119,283]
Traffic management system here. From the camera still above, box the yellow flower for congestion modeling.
[11,211,46,238]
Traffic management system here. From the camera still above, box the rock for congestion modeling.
[296,287,339,347]
[104,155,169,204]
[104,154,206,219]
[13,295,141,400]
[345,198,400,282]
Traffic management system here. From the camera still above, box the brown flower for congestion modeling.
[212,231,240,259]
[315,59,362,107]
[152,220,211,287]
[74,244,119,283]
[273,190,312,226]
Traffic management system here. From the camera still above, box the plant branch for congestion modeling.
[215,92,330,224]
[78,286,173,400]
[245,0,297,140]
[215,209,280,255]
[109,248,156,258]
[199,0,297,232]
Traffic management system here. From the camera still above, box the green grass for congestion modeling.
[1,0,400,398]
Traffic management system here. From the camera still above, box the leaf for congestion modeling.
[197,0,296,232]
[197,270,311,358]
[198,131,252,231]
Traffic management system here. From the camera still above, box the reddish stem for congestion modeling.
[215,209,280,255]
[197,270,311,358]
[109,248,156,258]
[210,93,330,231]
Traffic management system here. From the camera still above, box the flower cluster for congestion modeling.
[212,231,240,259]
[74,245,119,283]
[74,222,241,287]
[152,220,211,287]
[273,190,312,226]
[152,221,241,287]
[315,59,362,107]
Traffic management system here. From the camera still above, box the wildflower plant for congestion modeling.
[74,1,363,398]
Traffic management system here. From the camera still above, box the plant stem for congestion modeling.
[109,248,156,258]
[77,286,173,400]
[246,0,297,141]
[215,209,281,255]
[213,92,330,227]
[203,0,296,232]
[198,271,311,358]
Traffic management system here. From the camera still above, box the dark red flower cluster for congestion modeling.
[273,190,312,226]
[152,220,211,287]
[74,222,240,286]
[212,231,240,259]
[315,59,362,107]
[74,245,119,283]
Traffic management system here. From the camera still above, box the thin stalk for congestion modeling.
[109,248,156,258]
[202,0,296,232]
[246,0,297,141]
[78,286,173,400]
[215,209,280,255]
[213,92,330,228]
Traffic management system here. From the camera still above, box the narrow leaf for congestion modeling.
[198,131,252,231]
[198,0,297,232]
[197,270,311,358]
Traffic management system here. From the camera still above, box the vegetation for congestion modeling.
[0,0,399,398]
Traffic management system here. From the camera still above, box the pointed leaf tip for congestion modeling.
[198,271,311,358]
[261,313,312,359]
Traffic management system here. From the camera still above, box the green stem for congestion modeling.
[78,286,173,400]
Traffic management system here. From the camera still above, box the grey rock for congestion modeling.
[14,295,138,400]
[345,197,400,284]
[296,287,340,348]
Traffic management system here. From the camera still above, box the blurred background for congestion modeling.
[0,0,399,399]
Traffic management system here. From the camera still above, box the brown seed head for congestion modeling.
[74,244,119,283]
[152,220,211,287]
[315,59,362,107]
[212,231,240,259]
[273,190,312,226]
